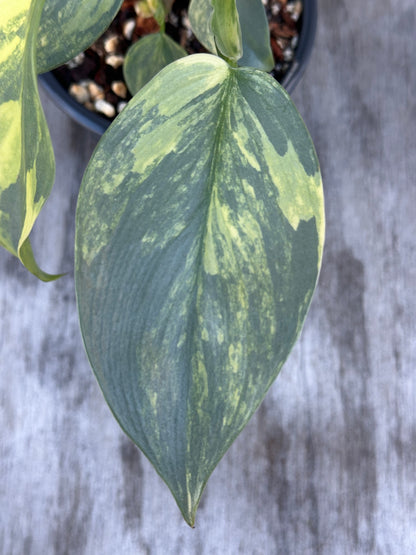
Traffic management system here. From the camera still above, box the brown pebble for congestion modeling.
[69,83,90,104]
[111,81,127,98]
[104,35,119,54]
[87,81,105,100]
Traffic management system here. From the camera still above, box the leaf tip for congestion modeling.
[19,238,64,282]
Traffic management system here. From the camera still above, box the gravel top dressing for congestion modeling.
[52,0,303,121]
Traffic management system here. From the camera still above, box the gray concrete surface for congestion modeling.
[1,0,415,553]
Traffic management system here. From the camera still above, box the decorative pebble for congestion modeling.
[277,38,286,50]
[94,99,116,118]
[283,48,293,61]
[123,19,136,40]
[87,81,105,100]
[111,81,127,98]
[54,0,302,121]
[69,83,89,104]
[105,54,124,68]
[104,35,119,54]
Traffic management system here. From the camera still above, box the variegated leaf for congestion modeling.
[136,0,174,26]
[36,0,123,73]
[211,0,242,62]
[123,32,187,95]
[237,0,274,71]
[0,0,58,280]
[188,0,242,62]
[188,0,217,55]
[75,54,324,526]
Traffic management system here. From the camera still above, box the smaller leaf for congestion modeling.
[188,0,217,55]
[237,0,274,71]
[211,0,242,62]
[188,0,243,62]
[123,33,187,95]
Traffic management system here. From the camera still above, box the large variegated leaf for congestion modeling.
[237,0,274,71]
[123,33,187,95]
[75,54,324,526]
[0,0,58,280]
[188,0,242,62]
[36,0,123,73]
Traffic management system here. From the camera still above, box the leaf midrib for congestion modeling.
[181,68,237,510]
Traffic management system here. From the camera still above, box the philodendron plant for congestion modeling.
[0,0,324,526]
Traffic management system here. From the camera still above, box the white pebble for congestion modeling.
[111,81,127,98]
[69,83,89,104]
[106,54,124,68]
[104,35,119,54]
[94,99,116,118]
[123,19,136,40]
[283,48,293,62]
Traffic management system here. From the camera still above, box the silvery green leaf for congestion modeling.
[189,0,242,62]
[75,54,324,525]
[123,32,187,95]
[237,0,274,71]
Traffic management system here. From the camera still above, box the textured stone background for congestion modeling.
[1,0,415,553]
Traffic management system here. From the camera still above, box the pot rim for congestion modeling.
[39,0,318,136]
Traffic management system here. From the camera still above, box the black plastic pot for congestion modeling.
[39,0,317,136]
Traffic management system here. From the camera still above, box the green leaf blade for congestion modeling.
[123,33,187,95]
[188,0,242,62]
[237,0,274,71]
[0,1,58,280]
[211,0,242,62]
[37,0,123,73]
[75,54,324,525]
[188,0,217,55]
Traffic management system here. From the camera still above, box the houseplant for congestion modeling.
[39,0,318,135]
[0,0,324,527]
